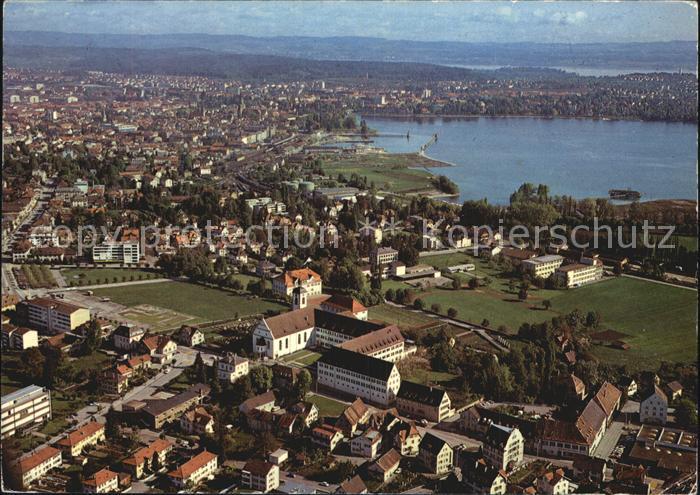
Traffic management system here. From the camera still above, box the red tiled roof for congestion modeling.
[18,446,61,474]
[168,450,217,480]
[57,421,104,448]
[83,468,118,487]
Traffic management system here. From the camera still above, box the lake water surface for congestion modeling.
[362,116,698,204]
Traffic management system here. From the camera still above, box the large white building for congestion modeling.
[252,293,392,360]
[317,347,401,407]
[639,385,668,425]
[522,255,564,279]
[271,268,322,298]
[1,385,52,439]
[483,424,524,472]
[92,241,140,264]
[168,450,218,489]
[21,297,90,335]
[554,263,603,288]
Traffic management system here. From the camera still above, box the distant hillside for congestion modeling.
[4,31,697,71]
[2,44,491,82]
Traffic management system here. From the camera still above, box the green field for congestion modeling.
[379,252,696,369]
[307,394,348,417]
[321,153,439,194]
[369,303,435,328]
[92,281,287,321]
[401,367,459,387]
[62,267,157,286]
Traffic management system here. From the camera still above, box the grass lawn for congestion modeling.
[401,368,459,387]
[62,267,157,286]
[322,153,438,194]
[369,303,435,329]
[92,281,287,321]
[17,391,90,452]
[280,350,323,366]
[67,351,113,374]
[307,394,348,417]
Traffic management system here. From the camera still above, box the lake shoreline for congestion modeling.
[360,113,698,125]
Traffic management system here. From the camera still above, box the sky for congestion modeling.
[4,1,698,44]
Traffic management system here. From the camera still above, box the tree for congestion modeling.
[413,298,425,310]
[542,299,552,311]
[675,398,698,427]
[82,319,103,355]
[193,352,207,384]
[385,288,396,301]
[105,407,120,440]
[468,277,479,289]
[481,319,490,328]
[518,287,528,301]
[452,278,461,290]
[585,311,601,328]
[447,308,458,318]
[430,303,442,314]
[250,366,273,394]
[293,369,313,402]
[21,347,45,382]
[232,375,253,403]
[151,450,161,472]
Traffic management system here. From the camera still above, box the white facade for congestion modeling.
[351,430,382,458]
[554,264,603,288]
[92,241,140,264]
[1,385,52,439]
[19,446,62,488]
[317,359,401,407]
[217,354,250,382]
[24,298,90,335]
[522,255,564,279]
[483,425,524,471]
[640,389,668,424]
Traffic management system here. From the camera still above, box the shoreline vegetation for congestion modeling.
[359,112,699,125]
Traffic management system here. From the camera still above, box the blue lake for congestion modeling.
[362,116,698,205]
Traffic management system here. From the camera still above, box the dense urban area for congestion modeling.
[1,61,697,495]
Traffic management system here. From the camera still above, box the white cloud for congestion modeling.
[497,6,512,17]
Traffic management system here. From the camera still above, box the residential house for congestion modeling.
[217,353,249,383]
[239,391,277,415]
[57,421,106,457]
[571,455,606,484]
[180,406,215,435]
[419,432,453,475]
[242,459,279,493]
[139,335,177,364]
[83,468,119,493]
[289,401,319,428]
[483,424,524,472]
[665,381,683,401]
[122,438,173,479]
[619,377,638,398]
[460,454,508,495]
[369,448,401,483]
[639,385,668,425]
[391,420,422,456]
[141,384,210,429]
[336,475,368,494]
[336,398,371,436]
[320,294,368,321]
[167,450,218,489]
[396,381,453,423]
[16,446,62,489]
[176,325,204,347]
[112,325,145,351]
[536,469,571,495]
[311,424,344,452]
[339,325,406,362]
[351,429,382,459]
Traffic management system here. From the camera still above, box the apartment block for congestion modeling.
[92,241,140,264]
[1,385,52,439]
[17,445,62,489]
[21,297,90,334]
[522,255,564,279]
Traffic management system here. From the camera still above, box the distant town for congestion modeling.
[1,33,698,495]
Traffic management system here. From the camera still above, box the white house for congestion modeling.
[639,385,668,425]
[217,353,249,383]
